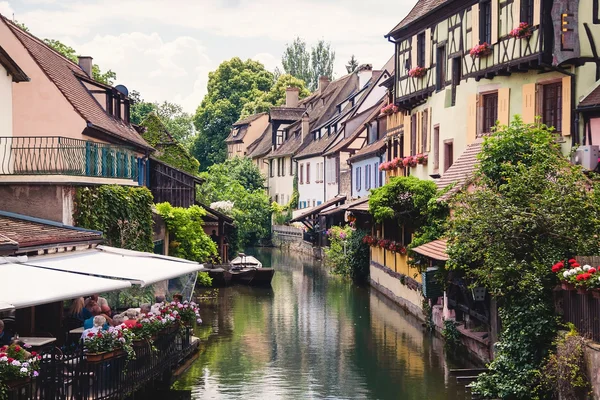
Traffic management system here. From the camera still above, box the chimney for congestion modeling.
[286,86,299,107]
[357,64,373,89]
[318,76,330,94]
[301,113,310,143]
[78,56,93,77]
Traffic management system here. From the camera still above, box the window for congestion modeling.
[307,163,311,184]
[300,163,304,184]
[482,92,498,134]
[521,0,534,26]
[480,0,492,44]
[421,109,429,154]
[290,159,294,176]
[270,160,274,178]
[436,46,446,91]
[368,122,378,145]
[542,82,562,132]
[356,167,361,191]
[433,126,440,171]
[444,140,454,172]
[451,57,461,107]
[366,165,371,190]
[411,114,417,156]
[282,158,286,176]
[374,162,379,188]
[417,32,426,67]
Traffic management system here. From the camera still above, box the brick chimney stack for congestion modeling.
[301,113,310,144]
[357,64,373,89]
[318,76,330,94]
[286,87,300,107]
[78,56,93,77]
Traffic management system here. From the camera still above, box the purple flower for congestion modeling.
[339,232,347,239]
[23,344,32,349]
[197,318,203,324]
[33,371,39,377]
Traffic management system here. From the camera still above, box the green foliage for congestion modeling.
[271,202,292,225]
[43,38,116,85]
[369,176,438,224]
[408,197,450,267]
[140,113,200,174]
[282,37,336,91]
[446,118,600,399]
[196,272,213,288]
[240,74,311,117]
[325,227,370,283]
[74,185,154,252]
[197,158,271,250]
[155,203,217,262]
[346,55,359,73]
[192,58,274,170]
[441,319,462,351]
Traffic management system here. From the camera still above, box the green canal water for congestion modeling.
[173,248,471,399]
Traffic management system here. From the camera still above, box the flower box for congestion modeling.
[408,66,427,78]
[4,377,31,389]
[380,103,399,116]
[509,22,533,39]
[469,43,492,58]
[86,351,114,363]
[577,287,588,295]
[561,282,575,291]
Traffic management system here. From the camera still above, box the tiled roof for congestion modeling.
[325,103,382,156]
[411,239,448,261]
[0,44,28,82]
[437,141,483,201]
[3,17,151,150]
[290,196,347,223]
[347,136,387,163]
[578,85,600,109]
[320,197,368,216]
[268,127,302,158]
[246,124,273,159]
[269,107,306,122]
[225,125,248,143]
[0,211,102,250]
[387,0,450,38]
[233,112,266,127]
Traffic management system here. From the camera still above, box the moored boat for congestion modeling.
[229,254,274,286]
[204,267,232,287]
[229,267,257,284]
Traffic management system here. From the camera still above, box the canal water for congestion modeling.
[173,248,471,400]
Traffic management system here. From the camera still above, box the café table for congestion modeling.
[69,327,85,335]
[19,337,57,347]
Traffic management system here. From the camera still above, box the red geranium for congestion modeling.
[551,262,565,273]
[571,263,581,268]
[7,357,14,363]
[87,332,94,338]
[589,268,597,274]
[568,259,577,264]
[13,345,20,352]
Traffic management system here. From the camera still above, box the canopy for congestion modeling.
[24,245,203,287]
[411,239,449,261]
[0,263,131,309]
[0,302,14,312]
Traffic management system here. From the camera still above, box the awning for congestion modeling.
[23,245,203,287]
[411,239,449,261]
[0,302,15,311]
[0,263,131,309]
[320,197,369,216]
[290,196,347,227]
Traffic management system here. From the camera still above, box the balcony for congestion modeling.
[0,137,141,184]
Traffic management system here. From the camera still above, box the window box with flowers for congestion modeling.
[552,259,600,296]
[408,66,427,78]
[416,154,428,165]
[509,22,533,40]
[469,43,492,58]
[403,156,418,168]
[380,104,399,116]
[0,344,40,389]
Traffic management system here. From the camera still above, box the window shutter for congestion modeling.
[423,109,430,153]
[498,87,511,126]
[415,111,422,154]
[472,4,480,47]
[425,28,432,66]
[491,0,498,44]
[467,94,478,144]
[411,36,417,68]
[426,108,431,152]
[562,76,571,136]
[403,113,411,157]
[522,83,536,123]
[513,0,521,24]
[533,0,540,25]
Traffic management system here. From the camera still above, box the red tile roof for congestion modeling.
[0,212,102,249]
[3,17,151,150]
[387,0,450,38]
[233,112,267,127]
[411,239,448,261]
[579,85,600,109]
[436,141,482,201]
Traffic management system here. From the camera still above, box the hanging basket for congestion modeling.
[472,287,486,301]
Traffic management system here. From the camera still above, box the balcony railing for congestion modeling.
[0,137,140,182]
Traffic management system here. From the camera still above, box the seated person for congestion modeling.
[140,303,151,315]
[112,314,126,327]
[81,316,107,339]
[172,293,183,303]
[85,294,111,315]
[68,297,92,322]
[122,309,140,328]
[0,320,13,346]
[83,306,111,330]
[151,295,165,315]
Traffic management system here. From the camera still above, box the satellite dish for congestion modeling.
[115,84,129,96]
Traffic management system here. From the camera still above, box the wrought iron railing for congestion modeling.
[7,328,195,400]
[0,137,140,182]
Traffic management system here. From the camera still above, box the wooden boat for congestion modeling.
[251,268,275,286]
[204,267,232,287]
[229,267,257,284]
[229,254,274,286]
[230,255,262,268]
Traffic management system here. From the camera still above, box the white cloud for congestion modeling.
[253,52,280,73]
[0,1,14,17]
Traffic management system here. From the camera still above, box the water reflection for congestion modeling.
[174,248,470,399]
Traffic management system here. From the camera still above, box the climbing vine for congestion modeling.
[155,202,217,262]
[325,226,370,283]
[74,185,154,252]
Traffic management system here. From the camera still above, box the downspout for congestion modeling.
[539,64,578,147]
[262,158,270,197]
[323,156,327,202]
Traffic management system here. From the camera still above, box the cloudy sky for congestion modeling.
[0,0,415,113]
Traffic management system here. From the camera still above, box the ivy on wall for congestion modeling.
[155,202,217,263]
[141,113,200,175]
[74,185,154,252]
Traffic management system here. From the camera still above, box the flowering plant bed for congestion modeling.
[416,153,428,165]
[469,43,492,58]
[380,103,399,116]
[403,156,418,167]
[552,259,600,293]
[509,22,533,39]
[83,325,135,361]
[362,235,378,246]
[408,66,427,78]
[363,236,407,254]
[379,157,405,171]
[0,344,40,382]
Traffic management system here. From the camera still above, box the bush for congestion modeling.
[325,226,369,283]
[196,271,213,287]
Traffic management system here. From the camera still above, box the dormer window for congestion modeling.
[233,127,240,137]
[417,32,426,67]
[106,90,131,123]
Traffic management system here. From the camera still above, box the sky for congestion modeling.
[0,0,416,113]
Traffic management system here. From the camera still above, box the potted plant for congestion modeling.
[380,103,399,116]
[509,22,533,39]
[469,43,492,58]
[0,344,40,388]
[408,66,427,78]
[416,154,428,165]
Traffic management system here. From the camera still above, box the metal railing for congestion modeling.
[0,137,139,181]
[7,328,194,400]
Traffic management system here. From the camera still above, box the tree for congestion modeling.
[310,40,335,88]
[446,118,600,399]
[240,74,311,117]
[281,37,312,90]
[196,158,271,250]
[192,58,274,170]
[43,38,117,85]
[346,55,359,73]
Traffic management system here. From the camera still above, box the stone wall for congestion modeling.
[0,184,70,223]
[585,341,600,399]
[369,262,425,321]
